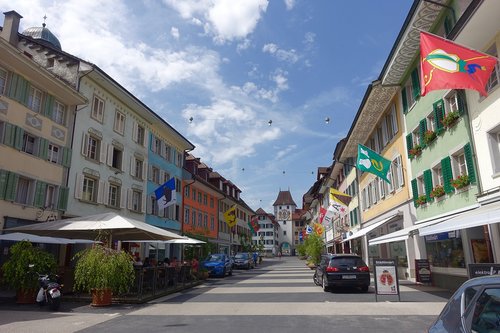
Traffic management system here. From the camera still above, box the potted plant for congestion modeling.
[73,244,135,307]
[1,241,57,304]
[415,195,428,206]
[451,174,470,189]
[430,185,445,198]
[442,111,460,128]
[424,130,437,145]
[409,144,423,159]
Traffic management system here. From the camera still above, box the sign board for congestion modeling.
[415,259,432,283]
[468,263,500,279]
[306,225,313,234]
[373,258,400,302]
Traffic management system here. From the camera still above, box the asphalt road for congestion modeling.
[0,256,452,333]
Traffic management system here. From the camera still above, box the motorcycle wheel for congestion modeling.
[48,295,61,311]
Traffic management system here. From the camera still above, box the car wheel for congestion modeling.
[360,285,369,292]
[313,272,321,286]
[322,276,329,292]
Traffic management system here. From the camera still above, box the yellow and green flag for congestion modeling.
[357,144,391,184]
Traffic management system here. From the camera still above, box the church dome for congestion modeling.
[22,23,61,50]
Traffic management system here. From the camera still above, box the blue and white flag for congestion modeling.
[154,178,176,210]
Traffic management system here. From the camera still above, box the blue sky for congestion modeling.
[2,0,413,213]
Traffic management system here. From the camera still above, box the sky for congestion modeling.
[2,0,413,213]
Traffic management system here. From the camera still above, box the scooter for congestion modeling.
[30,265,62,311]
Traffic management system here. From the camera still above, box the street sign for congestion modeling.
[306,225,313,234]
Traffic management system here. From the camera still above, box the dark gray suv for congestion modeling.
[313,253,370,292]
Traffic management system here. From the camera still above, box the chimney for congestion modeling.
[1,10,22,45]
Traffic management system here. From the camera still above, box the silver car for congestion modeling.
[428,275,500,332]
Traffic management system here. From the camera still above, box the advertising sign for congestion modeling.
[374,259,400,301]
[468,263,500,278]
[415,259,432,283]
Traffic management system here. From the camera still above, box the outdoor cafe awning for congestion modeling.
[0,232,96,244]
[343,213,401,243]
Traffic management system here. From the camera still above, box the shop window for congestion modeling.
[425,231,464,268]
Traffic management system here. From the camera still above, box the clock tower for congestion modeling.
[273,189,297,256]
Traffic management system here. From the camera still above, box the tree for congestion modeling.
[304,233,324,265]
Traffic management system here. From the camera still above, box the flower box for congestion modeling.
[424,130,437,145]
[409,145,422,159]
[430,185,445,198]
[415,195,427,206]
[442,111,460,128]
[451,174,470,189]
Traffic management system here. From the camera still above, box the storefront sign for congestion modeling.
[424,230,458,242]
[373,258,400,301]
[468,263,500,278]
[415,259,432,283]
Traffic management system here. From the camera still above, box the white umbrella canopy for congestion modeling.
[125,236,206,244]
[5,212,184,242]
[0,232,96,244]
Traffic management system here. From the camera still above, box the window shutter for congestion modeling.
[132,122,138,142]
[43,94,55,118]
[99,142,107,164]
[38,138,49,160]
[441,157,454,193]
[406,133,413,155]
[397,155,404,187]
[464,142,476,183]
[62,147,72,167]
[141,192,146,213]
[419,119,427,147]
[0,170,9,200]
[402,87,408,114]
[411,179,419,207]
[34,181,46,208]
[5,172,18,201]
[456,90,467,116]
[6,72,19,99]
[120,187,127,208]
[130,156,135,176]
[411,69,421,99]
[14,126,24,150]
[74,174,84,200]
[106,144,113,166]
[127,189,133,210]
[57,187,69,211]
[390,105,399,135]
[18,76,30,105]
[149,133,153,151]
[424,169,433,201]
[142,161,148,181]
[433,99,445,132]
[97,180,105,204]
[102,181,109,205]
[146,195,152,214]
[3,123,16,147]
[81,133,89,157]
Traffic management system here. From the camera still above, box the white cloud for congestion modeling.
[170,26,180,40]
[284,0,296,10]
[262,43,299,63]
[237,38,251,52]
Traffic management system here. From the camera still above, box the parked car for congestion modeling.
[233,252,255,269]
[201,254,233,278]
[427,275,500,333]
[313,253,370,292]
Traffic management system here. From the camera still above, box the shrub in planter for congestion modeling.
[73,244,135,306]
[415,195,428,206]
[451,174,470,189]
[430,185,445,198]
[442,111,460,128]
[409,145,422,158]
[1,241,57,303]
[424,130,437,145]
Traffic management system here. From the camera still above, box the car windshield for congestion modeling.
[235,254,247,259]
[329,257,366,268]
[206,255,223,262]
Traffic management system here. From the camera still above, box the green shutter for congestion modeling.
[62,147,72,167]
[6,73,19,98]
[402,87,408,114]
[433,99,445,132]
[38,138,49,160]
[424,169,433,201]
[419,119,427,147]
[0,170,8,200]
[441,157,454,193]
[14,126,24,150]
[34,181,47,208]
[406,133,413,155]
[411,179,419,207]
[4,172,18,201]
[464,142,476,183]
[57,187,69,211]
[456,90,467,116]
[411,69,421,99]
[15,75,29,104]
[43,94,55,118]
[3,123,16,147]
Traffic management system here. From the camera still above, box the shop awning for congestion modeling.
[419,201,500,237]
[368,216,449,246]
[343,213,401,243]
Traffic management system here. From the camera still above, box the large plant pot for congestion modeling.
[16,288,37,304]
[91,288,112,307]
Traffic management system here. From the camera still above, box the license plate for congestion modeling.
[342,275,356,279]
[49,289,61,298]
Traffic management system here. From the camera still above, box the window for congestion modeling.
[446,91,459,114]
[114,110,125,134]
[486,43,499,93]
[184,207,190,224]
[412,128,421,147]
[204,214,208,228]
[176,179,181,193]
[153,137,162,154]
[48,144,60,163]
[15,176,33,205]
[402,68,420,113]
[91,95,104,122]
[426,112,436,132]
[192,189,196,200]
[134,158,144,180]
[131,190,142,212]
[108,183,120,208]
[452,150,467,177]
[151,166,160,184]
[82,176,97,202]
[86,135,100,161]
[52,101,66,125]
[150,196,158,216]
[417,175,425,197]
[198,212,202,226]
[488,126,500,174]
[110,146,123,170]
[471,288,500,333]
[192,209,196,225]
[135,124,145,146]
[210,216,215,230]
[164,144,171,161]
[432,164,443,186]
[185,185,190,197]
[203,194,208,205]
[0,68,6,94]
[28,86,42,113]
[198,192,202,203]
[44,184,56,209]
[210,198,214,208]
[177,150,183,167]
[22,132,37,155]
